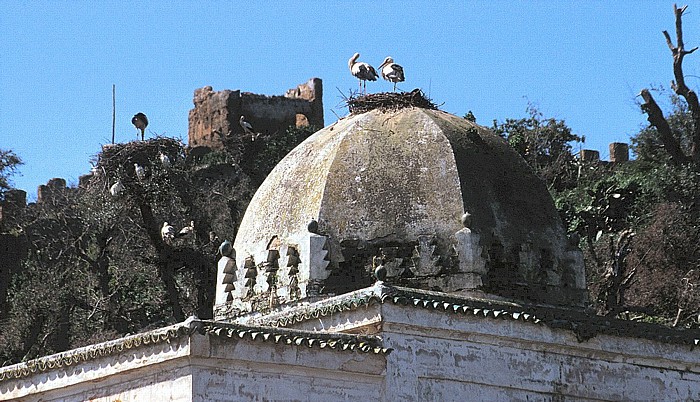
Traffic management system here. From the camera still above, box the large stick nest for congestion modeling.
[346,89,438,114]
[95,137,184,180]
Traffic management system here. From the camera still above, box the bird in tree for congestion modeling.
[109,180,124,197]
[159,151,171,168]
[348,53,378,94]
[177,220,195,238]
[239,116,258,141]
[161,222,176,243]
[378,57,405,92]
[132,112,148,141]
[134,163,146,181]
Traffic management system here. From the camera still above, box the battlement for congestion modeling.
[580,142,630,163]
[188,78,323,150]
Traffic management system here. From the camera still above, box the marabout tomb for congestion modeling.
[1,90,699,402]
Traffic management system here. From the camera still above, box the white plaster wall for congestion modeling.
[381,303,700,401]
[4,306,700,402]
[190,334,385,401]
[0,337,193,402]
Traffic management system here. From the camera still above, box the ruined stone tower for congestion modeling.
[188,78,323,150]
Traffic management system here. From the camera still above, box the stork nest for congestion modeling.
[346,89,438,114]
[95,137,184,180]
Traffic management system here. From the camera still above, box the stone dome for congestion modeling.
[223,106,586,317]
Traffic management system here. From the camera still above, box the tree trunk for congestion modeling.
[639,89,688,165]
[138,202,185,322]
[640,4,700,164]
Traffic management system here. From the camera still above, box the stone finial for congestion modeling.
[264,249,280,307]
[307,219,319,234]
[216,244,238,305]
[287,246,301,301]
[218,240,234,257]
[461,212,472,228]
[373,255,387,282]
[243,256,257,299]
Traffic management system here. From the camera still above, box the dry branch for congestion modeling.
[346,89,438,114]
[664,4,700,162]
[639,89,688,164]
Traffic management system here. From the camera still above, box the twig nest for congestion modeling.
[346,89,438,114]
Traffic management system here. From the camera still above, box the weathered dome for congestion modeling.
[222,106,586,317]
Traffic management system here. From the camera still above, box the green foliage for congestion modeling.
[492,104,583,192]
[492,101,700,324]
[632,91,694,164]
[0,149,22,198]
[0,126,313,365]
[241,125,317,185]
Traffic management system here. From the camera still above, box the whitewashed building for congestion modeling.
[2,101,699,401]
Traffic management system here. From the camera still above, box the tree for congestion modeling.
[639,4,700,165]
[0,149,22,198]
[492,104,583,192]
[0,124,317,365]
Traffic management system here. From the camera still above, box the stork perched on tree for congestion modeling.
[378,57,405,92]
[132,112,148,141]
[134,163,146,181]
[239,116,258,141]
[109,180,124,197]
[161,222,176,243]
[159,151,171,168]
[348,53,378,94]
[177,220,195,238]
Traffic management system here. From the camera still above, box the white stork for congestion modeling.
[239,116,258,141]
[348,53,378,94]
[177,220,195,238]
[159,152,171,168]
[109,180,124,197]
[134,163,146,181]
[378,57,405,92]
[161,222,176,242]
[132,112,148,141]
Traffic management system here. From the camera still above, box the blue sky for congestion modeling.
[2,1,699,199]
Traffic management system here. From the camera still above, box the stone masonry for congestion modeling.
[188,78,323,150]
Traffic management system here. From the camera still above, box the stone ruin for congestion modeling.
[188,78,323,151]
[580,142,630,163]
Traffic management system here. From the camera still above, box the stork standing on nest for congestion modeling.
[177,220,195,238]
[161,222,176,243]
[132,113,148,141]
[348,53,378,94]
[159,151,171,168]
[378,57,405,92]
[109,180,124,197]
[134,163,146,181]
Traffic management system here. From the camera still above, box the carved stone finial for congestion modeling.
[461,212,472,228]
[375,264,387,282]
[308,219,319,234]
[218,240,233,257]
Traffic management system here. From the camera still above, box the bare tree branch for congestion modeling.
[667,4,700,162]
[639,89,689,164]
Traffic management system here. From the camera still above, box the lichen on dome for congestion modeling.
[219,104,587,319]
